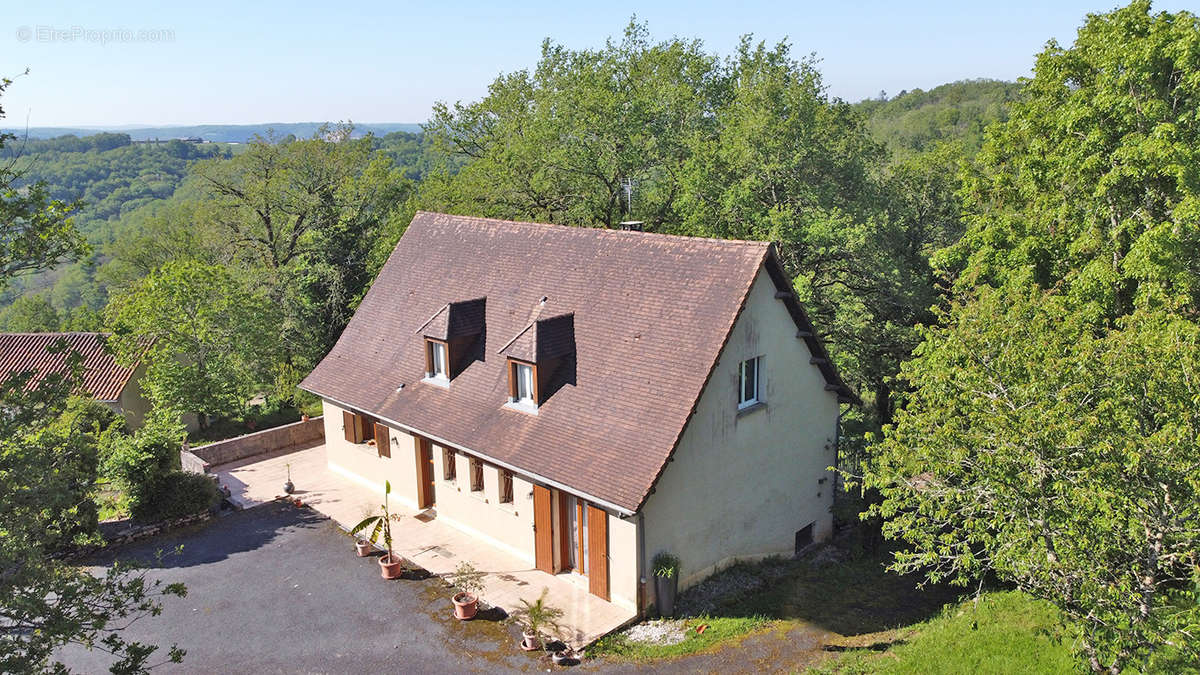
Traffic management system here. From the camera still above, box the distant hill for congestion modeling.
[4,122,424,143]
[856,79,1021,157]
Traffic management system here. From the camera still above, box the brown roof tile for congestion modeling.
[301,212,846,512]
[0,332,137,402]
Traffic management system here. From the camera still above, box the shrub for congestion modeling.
[652,552,680,578]
[130,471,221,522]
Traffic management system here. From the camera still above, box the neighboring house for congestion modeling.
[0,332,151,429]
[301,211,855,612]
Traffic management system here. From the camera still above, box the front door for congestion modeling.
[533,485,554,574]
[415,438,435,509]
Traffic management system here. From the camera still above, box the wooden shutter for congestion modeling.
[557,494,571,573]
[374,423,390,458]
[533,485,553,574]
[587,504,609,600]
[507,360,518,401]
[342,410,357,443]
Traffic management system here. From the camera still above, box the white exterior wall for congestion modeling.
[641,267,840,595]
[319,399,640,610]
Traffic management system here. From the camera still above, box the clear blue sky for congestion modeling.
[2,0,1186,127]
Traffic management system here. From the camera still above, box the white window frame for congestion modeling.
[514,362,535,405]
[428,340,448,380]
[738,356,763,410]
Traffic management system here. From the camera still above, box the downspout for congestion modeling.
[636,511,647,615]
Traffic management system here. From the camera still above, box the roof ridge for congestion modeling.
[0,331,111,337]
[412,211,773,249]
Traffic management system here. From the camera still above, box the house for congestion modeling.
[0,332,151,429]
[300,211,855,612]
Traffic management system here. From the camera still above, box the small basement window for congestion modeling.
[469,457,484,492]
[738,356,763,409]
[425,339,449,381]
[795,523,815,554]
[443,447,456,481]
[499,470,513,504]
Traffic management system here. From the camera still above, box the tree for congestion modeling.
[422,21,721,228]
[0,292,61,331]
[859,288,1200,672]
[189,128,408,368]
[0,75,88,287]
[941,1,1200,322]
[105,261,281,428]
[0,74,185,674]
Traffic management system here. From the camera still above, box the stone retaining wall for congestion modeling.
[181,416,324,474]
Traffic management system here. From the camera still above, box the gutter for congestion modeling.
[302,387,637,518]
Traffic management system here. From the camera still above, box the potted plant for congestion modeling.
[510,587,563,651]
[447,561,486,620]
[652,552,680,617]
[283,463,294,494]
[351,480,404,579]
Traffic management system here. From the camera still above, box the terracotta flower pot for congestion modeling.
[520,630,541,651]
[379,553,404,579]
[452,592,478,620]
[355,539,372,557]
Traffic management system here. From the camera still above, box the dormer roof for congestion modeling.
[417,297,486,341]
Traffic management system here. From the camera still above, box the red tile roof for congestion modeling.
[301,212,851,512]
[0,332,137,402]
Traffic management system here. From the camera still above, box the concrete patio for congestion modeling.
[212,443,636,648]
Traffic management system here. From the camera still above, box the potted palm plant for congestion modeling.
[652,552,680,617]
[447,561,486,620]
[351,480,404,579]
[510,587,563,651]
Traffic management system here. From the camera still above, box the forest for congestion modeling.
[1,1,1196,673]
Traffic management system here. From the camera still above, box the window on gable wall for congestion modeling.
[738,356,763,409]
[470,457,484,492]
[443,447,457,481]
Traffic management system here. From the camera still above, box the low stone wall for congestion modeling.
[182,416,324,474]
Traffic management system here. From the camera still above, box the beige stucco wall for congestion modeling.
[321,402,420,513]
[641,265,840,598]
[115,363,152,431]
[319,399,640,610]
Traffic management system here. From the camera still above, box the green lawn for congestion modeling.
[589,551,1082,671]
[590,615,771,661]
[813,590,1077,674]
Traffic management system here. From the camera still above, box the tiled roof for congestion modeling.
[301,212,851,512]
[0,332,137,402]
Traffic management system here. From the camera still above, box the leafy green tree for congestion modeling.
[189,128,408,368]
[0,76,185,674]
[0,77,88,287]
[0,292,61,331]
[859,288,1200,672]
[105,261,281,428]
[941,1,1200,321]
[422,22,720,228]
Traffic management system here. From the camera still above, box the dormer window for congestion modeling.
[511,360,536,405]
[498,311,575,412]
[416,297,486,386]
[425,338,448,381]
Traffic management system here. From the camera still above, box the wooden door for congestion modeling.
[587,504,609,600]
[533,485,554,574]
[414,438,435,509]
[556,491,571,573]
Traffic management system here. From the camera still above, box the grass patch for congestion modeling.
[590,615,771,661]
[812,591,1077,674]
